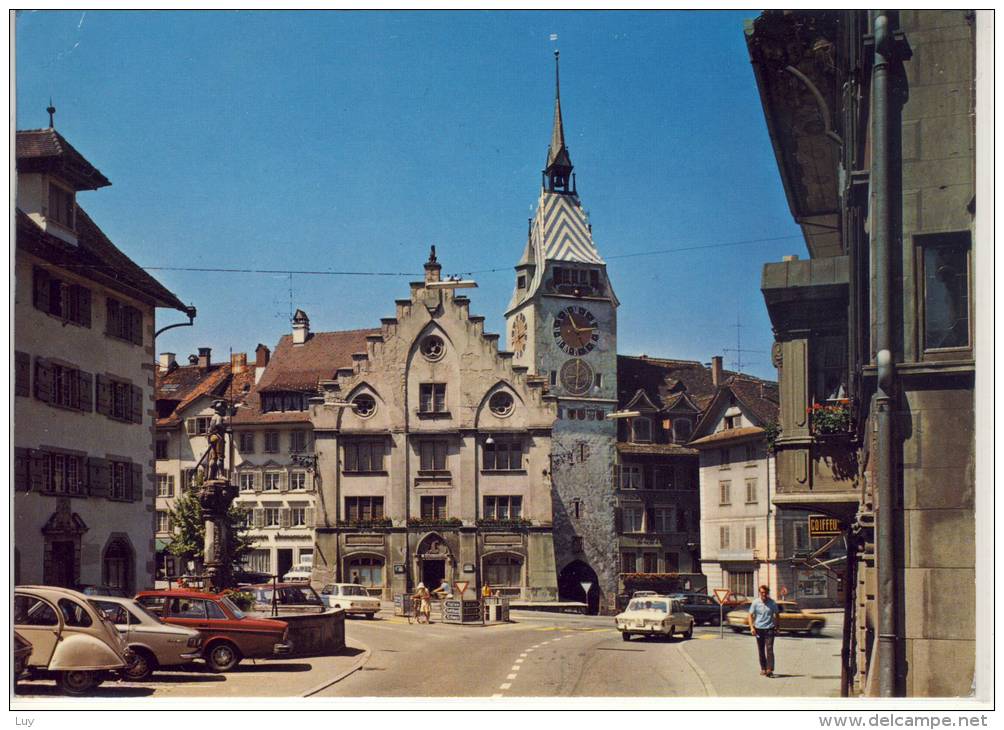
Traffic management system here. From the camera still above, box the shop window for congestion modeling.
[485,554,522,588]
[347,556,384,587]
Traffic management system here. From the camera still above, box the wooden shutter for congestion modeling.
[95,374,111,415]
[106,298,119,336]
[130,385,144,423]
[14,448,29,491]
[253,509,264,528]
[305,507,315,527]
[280,508,291,528]
[77,370,94,412]
[129,307,144,345]
[15,351,30,397]
[304,473,315,492]
[34,358,52,403]
[33,267,51,313]
[29,450,47,492]
[279,471,288,493]
[88,457,110,497]
[131,463,144,501]
[76,285,92,328]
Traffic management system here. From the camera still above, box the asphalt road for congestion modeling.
[317,610,841,698]
[14,608,842,699]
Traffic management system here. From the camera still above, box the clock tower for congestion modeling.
[505,51,619,614]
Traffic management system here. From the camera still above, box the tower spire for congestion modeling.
[47,99,56,128]
[545,50,574,194]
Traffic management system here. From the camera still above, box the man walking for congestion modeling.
[748,584,781,677]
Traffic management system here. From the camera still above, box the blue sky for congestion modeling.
[16,10,804,380]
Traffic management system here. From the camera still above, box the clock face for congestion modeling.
[511,313,528,357]
[560,358,594,395]
[553,306,599,356]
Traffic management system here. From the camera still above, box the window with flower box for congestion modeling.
[483,495,522,520]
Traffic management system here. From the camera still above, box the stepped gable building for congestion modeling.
[230,316,379,580]
[311,251,559,602]
[747,10,977,695]
[15,124,190,592]
[505,51,619,614]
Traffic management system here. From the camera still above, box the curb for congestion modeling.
[301,641,372,697]
[675,641,718,697]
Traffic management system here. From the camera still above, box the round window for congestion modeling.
[420,335,445,361]
[489,391,515,417]
[352,394,376,418]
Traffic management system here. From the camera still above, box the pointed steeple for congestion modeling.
[544,50,574,194]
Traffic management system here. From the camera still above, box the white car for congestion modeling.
[319,584,381,618]
[615,596,694,641]
[282,564,313,582]
[90,596,203,680]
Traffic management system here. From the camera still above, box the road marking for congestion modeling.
[492,694,503,698]
[500,683,512,690]
[697,634,718,640]
[675,642,718,697]
[511,666,520,671]
[506,673,518,680]
[519,653,527,658]
[516,658,524,663]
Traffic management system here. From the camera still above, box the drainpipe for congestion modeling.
[871,9,910,698]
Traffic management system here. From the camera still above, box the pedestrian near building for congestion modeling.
[351,571,361,585]
[482,583,492,599]
[413,583,431,624]
[748,584,781,677]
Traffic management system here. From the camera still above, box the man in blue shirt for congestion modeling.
[748,584,781,677]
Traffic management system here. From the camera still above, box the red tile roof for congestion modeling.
[255,329,380,393]
[16,128,111,189]
[156,363,232,427]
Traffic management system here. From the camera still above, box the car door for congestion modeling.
[777,602,805,631]
[166,597,210,632]
[14,593,62,667]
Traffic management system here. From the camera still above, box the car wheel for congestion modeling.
[683,623,694,639]
[621,632,631,642]
[667,625,675,640]
[58,670,101,696]
[206,641,242,673]
[122,648,156,681]
[366,612,376,620]
[809,622,823,637]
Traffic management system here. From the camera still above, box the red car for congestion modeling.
[135,589,292,672]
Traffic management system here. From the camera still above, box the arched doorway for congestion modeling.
[415,533,452,590]
[558,560,600,615]
[102,535,135,594]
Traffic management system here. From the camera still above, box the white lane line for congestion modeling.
[511,665,520,671]
[519,653,527,658]
[515,658,524,663]
[500,683,512,690]
[491,694,503,698]
[506,673,518,680]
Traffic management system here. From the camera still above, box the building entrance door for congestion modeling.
[277,549,294,580]
[49,541,76,588]
[421,559,445,590]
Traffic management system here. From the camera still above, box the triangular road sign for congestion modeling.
[580,581,593,596]
[454,581,469,597]
[713,588,732,604]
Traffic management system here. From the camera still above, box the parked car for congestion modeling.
[281,564,313,582]
[670,592,724,626]
[79,585,130,598]
[615,596,694,641]
[726,600,827,636]
[247,583,326,614]
[13,632,33,678]
[319,583,381,618]
[135,589,292,672]
[233,569,272,587]
[14,585,132,695]
[90,596,203,680]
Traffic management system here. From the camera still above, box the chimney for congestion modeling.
[187,354,199,365]
[198,347,212,369]
[255,343,270,384]
[158,352,176,371]
[231,352,247,374]
[424,245,442,284]
[292,309,310,345]
[711,356,723,387]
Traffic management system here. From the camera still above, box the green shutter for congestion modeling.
[130,385,144,423]
[78,370,93,412]
[76,286,92,328]
[95,374,111,415]
[131,463,144,501]
[88,457,110,498]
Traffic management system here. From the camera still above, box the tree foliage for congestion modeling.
[167,490,256,576]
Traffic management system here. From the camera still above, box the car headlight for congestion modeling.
[187,636,203,648]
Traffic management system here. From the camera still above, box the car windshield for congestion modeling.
[220,595,244,619]
[321,585,337,596]
[627,599,668,612]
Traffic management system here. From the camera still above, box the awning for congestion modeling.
[155,539,172,552]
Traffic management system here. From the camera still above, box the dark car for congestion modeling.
[233,570,272,587]
[135,589,291,672]
[670,592,724,626]
[247,583,326,615]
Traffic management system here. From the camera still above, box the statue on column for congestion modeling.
[198,399,238,592]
